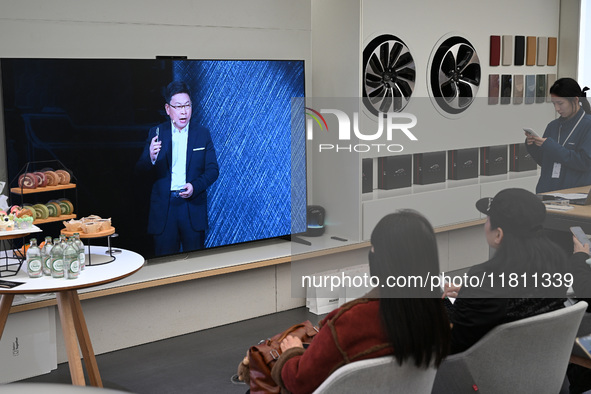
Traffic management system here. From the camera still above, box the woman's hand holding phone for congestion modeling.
[524,128,546,146]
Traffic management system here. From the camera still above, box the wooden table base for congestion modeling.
[0,294,15,339]
[0,292,103,387]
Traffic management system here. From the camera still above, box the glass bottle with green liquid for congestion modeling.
[63,238,80,279]
[50,237,64,278]
[41,236,53,276]
[26,238,42,278]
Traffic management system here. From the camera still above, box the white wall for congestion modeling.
[0,0,310,59]
[559,0,582,78]
[579,0,591,86]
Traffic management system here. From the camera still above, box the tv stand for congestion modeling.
[281,234,312,246]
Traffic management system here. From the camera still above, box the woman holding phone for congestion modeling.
[526,77,591,193]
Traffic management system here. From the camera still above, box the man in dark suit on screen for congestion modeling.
[137,81,219,256]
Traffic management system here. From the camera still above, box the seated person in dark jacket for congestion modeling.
[445,188,568,354]
[566,236,591,394]
[570,234,591,298]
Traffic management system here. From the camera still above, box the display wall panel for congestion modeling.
[357,98,553,157]
[447,225,489,271]
[0,0,311,32]
[479,175,538,200]
[358,0,559,155]
[0,20,311,60]
[362,185,482,240]
[70,265,279,358]
[353,0,558,243]
[308,0,361,240]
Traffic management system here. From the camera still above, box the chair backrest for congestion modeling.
[313,356,437,394]
[432,301,588,394]
[573,307,591,357]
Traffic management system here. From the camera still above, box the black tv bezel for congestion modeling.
[0,57,308,262]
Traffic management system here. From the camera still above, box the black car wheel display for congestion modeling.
[429,35,480,116]
[362,34,416,115]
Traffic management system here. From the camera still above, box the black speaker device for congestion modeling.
[305,205,326,237]
[377,155,412,190]
[510,143,537,172]
[480,145,508,176]
[414,152,446,185]
[448,148,479,180]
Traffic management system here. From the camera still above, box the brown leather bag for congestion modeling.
[248,320,319,393]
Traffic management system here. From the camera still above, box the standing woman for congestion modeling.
[526,77,591,193]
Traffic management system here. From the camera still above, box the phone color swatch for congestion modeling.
[525,75,536,104]
[502,35,513,66]
[513,75,524,105]
[514,36,525,66]
[537,37,548,66]
[526,36,537,66]
[490,35,501,66]
[547,37,557,66]
[488,74,500,105]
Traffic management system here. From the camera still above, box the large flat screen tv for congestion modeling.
[1,58,307,260]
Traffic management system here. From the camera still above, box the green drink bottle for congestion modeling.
[50,237,64,278]
[26,238,42,278]
[63,238,80,279]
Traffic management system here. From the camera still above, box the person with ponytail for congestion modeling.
[271,211,451,394]
[526,77,591,193]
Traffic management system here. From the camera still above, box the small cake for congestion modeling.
[63,219,83,232]
[83,222,101,234]
[15,216,34,229]
[96,218,112,231]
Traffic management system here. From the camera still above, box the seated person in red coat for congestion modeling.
[271,210,451,394]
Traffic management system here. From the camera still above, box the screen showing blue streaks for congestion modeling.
[1,58,306,259]
[172,60,306,247]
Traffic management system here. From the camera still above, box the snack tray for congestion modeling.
[0,225,42,239]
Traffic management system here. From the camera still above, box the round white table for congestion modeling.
[0,247,144,387]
